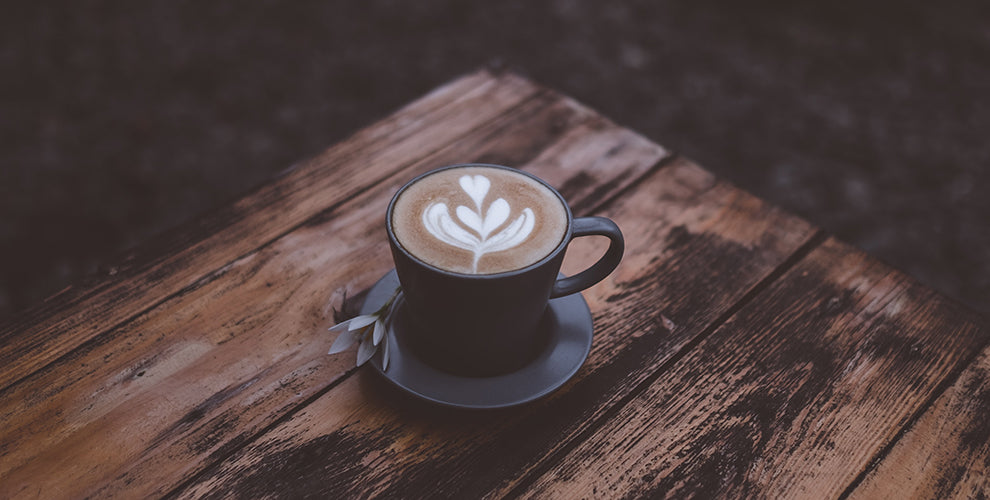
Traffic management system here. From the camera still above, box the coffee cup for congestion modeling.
[386,164,623,377]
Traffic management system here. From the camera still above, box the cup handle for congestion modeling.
[550,216,624,298]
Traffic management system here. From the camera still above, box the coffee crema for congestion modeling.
[391,166,568,275]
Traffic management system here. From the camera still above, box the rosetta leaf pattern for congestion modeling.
[421,174,535,273]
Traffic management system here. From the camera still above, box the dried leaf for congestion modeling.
[356,337,376,365]
[347,314,378,331]
[327,318,354,333]
[328,331,357,354]
[372,320,385,345]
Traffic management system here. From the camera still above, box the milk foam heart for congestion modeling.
[391,166,567,275]
[459,175,490,210]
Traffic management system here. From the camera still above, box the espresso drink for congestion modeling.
[391,165,568,275]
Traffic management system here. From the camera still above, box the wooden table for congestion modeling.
[2,70,988,499]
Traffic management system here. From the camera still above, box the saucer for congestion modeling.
[361,270,593,410]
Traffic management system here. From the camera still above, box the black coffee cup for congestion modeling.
[386,164,623,377]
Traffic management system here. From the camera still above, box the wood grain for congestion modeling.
[519,237,987,499]
[0,70,541,392]
[171,158,820,499]
[0,81,667,498]
[849,344,990,499]
[6,71,978,500]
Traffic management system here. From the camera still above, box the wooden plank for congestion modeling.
[0,70,542,392]
[518,238,987,499]
[0,92,668,498]
[170,158,820,499]
[849,344,990,499]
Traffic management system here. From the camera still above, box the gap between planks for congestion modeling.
[837,330,990,499]
[512,236,987,498]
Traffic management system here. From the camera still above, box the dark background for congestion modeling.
[2,1,988,321]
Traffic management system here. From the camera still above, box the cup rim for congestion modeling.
[386,163,574,280]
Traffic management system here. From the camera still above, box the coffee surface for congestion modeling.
[391,166,568,274]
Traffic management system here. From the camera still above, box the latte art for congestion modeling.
[422,174,535,272]
[391,166,568,274]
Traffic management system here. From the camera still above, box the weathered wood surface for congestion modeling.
[1,70,987,499]
[850,344,990,499]
[0,70,668,498]
[518,238,987,499]
[172,158,820,498]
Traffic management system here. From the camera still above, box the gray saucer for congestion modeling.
[362,270,593,410]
